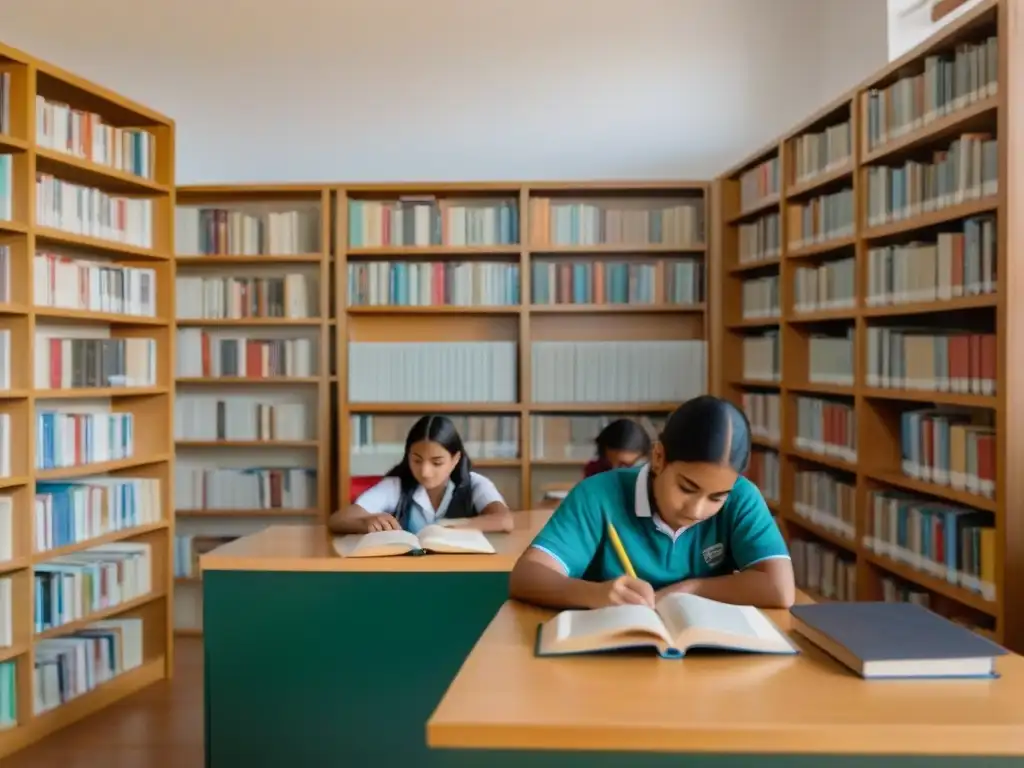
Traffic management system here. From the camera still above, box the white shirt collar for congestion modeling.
[633,463,690,541]
[412,480,454,519]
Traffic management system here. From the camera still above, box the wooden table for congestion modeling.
[200,510,550,768]
[427,598,1024,766]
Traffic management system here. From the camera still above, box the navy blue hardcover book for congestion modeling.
[790,602,1007,679]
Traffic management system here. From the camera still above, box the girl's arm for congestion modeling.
[327,479,402,534]
[655,558,795,608]
[450,472,514,532]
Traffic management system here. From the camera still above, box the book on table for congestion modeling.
[332,524,496,558]
[790,602,1007,679]
[536,593,798,659]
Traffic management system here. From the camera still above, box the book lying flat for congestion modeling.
[332,524,496,558]
[790,602,1007,679]
[536,593,798,659]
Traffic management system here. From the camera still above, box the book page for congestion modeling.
[656,593,775,643]
[555,605,672,645]
[417,525,496,554]
[333,530,420,557]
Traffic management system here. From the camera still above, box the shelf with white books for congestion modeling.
[712,0,1017,648]
[172,185,332,637]
[0,37,176,759]
[337,182,710,509]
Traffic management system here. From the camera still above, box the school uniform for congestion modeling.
[530,464,789,590]
[354,472,505,534]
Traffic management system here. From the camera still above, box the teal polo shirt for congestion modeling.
[530,464,789,589]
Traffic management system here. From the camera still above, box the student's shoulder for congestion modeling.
[469,471,498,489]
[361,475,402,497]
[567,466,638,506]
[725,475,769,514]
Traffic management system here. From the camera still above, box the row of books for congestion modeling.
[0,578,10,646]
[792,470,856,541]
[347,261,520,307]
[33,478,161,552]
[795,397,856,462]
[174,535,236,578]
[530,414,664,461]
[862,36,998,150]
[0,156,11,221]
[740,275,779,320]
[742,392,780,443]
[34,251,157,316]
[745,448,780,503]
[175,207,321,256]
[349,198,519,248]
[36,96,156,180]
[531,341,706,405]
[0,245,9,302]
[531,259,704,306]
[865,214,997,305]
[0,661,12,730]
[35,336,157,390]
[176,274,316,320]
[787,188,854,248]
[174,466,317,511]
[175,330,317,379]
[35,411,134,470]
[36,174,153,248]
[900,409,994,499]
[737,212,780,264]
[34,617,143,714]
[528,198,705,248]
[865,489,995,601]
[742,332,781,382]
[0,415,8,479]
[792,257,856,313]
[0,330,9,391]
[881,575,931,607]
[808,330,855,386]
[175,397,312,442]
[0,72,10,136]
[865,329,996,396]
[33,542,152,632]
[350,414,519,476]
[0,497,11,562]
[739,157,780,211]
[790,121,851,183]
[864,134,998,227]
[790,539,856,602]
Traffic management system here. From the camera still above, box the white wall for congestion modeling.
[3,0,886,182]
[888,0,986,61]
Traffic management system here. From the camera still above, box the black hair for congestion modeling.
[385,415,478,526]
[658,395,751,473]
[595,419,652,460]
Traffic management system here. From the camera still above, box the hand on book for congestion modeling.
[596,576,656,609]
[363,514,401,533]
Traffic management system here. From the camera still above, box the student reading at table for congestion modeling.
[584,418,652,478]
[510,395,795,609]
[329,415,514,535]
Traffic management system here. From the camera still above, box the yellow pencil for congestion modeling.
[606,521,637,579]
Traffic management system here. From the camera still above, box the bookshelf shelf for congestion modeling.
[171,183,332,637]
[0,39,176,758]
[713,0,1021,648]
[337,181,710,512]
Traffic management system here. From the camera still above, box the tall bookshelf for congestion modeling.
[0,42,176,756]
[171,184,332,635]
[336,182,709,511]
[713,0,1024,650]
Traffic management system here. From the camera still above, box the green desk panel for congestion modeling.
[203,569,508,768]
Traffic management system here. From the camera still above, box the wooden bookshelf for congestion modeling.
[171,184,332,635]
[0,41,175,757]
[336,182,709,511]
[713,0,1024,649]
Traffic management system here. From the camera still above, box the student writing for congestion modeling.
[509,395,795,609]
[329,415,514,535]
[584,418,652,478]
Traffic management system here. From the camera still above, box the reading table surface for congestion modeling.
[200,507,553,573]
[427,597,1024,759]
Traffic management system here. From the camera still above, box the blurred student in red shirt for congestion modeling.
[583,419,652,478]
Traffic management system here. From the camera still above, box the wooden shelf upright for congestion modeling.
[713,0,1024,650]
[0,41,176,757]
[171,184,333,635]
[336,182,709,512]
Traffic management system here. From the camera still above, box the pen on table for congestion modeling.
[606,521,637,579]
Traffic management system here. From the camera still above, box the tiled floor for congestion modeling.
[5,638,204,768]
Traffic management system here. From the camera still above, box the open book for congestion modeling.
[332,524,496,558]
[536,593,798,659]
